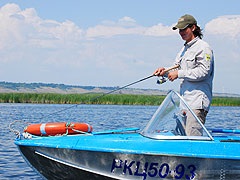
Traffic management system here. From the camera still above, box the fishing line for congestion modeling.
[36,74,156,121]
[90,74,155,102]
[31,64,179,121]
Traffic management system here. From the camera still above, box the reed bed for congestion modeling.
[0,93,239,106]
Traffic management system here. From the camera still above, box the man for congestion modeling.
[154,14,214,136]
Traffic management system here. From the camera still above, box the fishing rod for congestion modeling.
[37,74,155,119]
[9,65,180,134]
[87,64,179,102]
[89,74,155,102]
[36,64,180,120]
[70,64,179,104]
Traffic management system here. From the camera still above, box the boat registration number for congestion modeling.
[111,158,196,179]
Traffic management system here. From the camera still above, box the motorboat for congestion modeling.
[12,90,240,179]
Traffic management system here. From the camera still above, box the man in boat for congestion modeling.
[153,14,214,136]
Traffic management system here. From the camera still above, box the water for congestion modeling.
[0,103,239,179]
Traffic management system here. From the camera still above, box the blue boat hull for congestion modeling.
[15,132,240,180]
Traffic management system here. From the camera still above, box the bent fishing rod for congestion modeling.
[37,65,179,120]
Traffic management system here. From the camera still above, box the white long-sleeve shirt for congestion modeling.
[175,37,214,111]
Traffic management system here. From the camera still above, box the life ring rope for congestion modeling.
[69,128,91,135]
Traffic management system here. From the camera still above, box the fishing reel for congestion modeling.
[155,64,179,85]
[156,75,168,84]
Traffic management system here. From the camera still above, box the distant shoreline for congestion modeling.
[0,92,239,106]
[0,81,239,97]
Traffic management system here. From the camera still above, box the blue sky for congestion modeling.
[1,0,239,28]
[0,1,240,94]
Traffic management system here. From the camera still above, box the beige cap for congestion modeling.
[172,14,197,30]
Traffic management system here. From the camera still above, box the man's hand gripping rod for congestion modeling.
[155,64,180,84]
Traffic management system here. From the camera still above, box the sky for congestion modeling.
[0,1,240,94]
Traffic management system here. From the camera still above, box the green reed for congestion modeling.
[0,93,239,106]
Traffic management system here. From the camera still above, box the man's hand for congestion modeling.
[153,67,166,76]
[168,70,178,81]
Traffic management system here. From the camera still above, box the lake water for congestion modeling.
[0,103,239,179]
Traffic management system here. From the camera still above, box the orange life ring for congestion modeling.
[24,122,93,136]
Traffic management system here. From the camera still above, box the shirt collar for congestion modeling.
[184,36,199,47]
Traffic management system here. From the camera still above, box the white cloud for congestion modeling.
[144,23,176,36]
[86,17,175,38]
[86,25,145,38]
[0,3,84,51]
[5,4,240,49]
[205,15,240,37]
[0,3,21,15]
[85,16,143,38]
[118,16,137,27]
